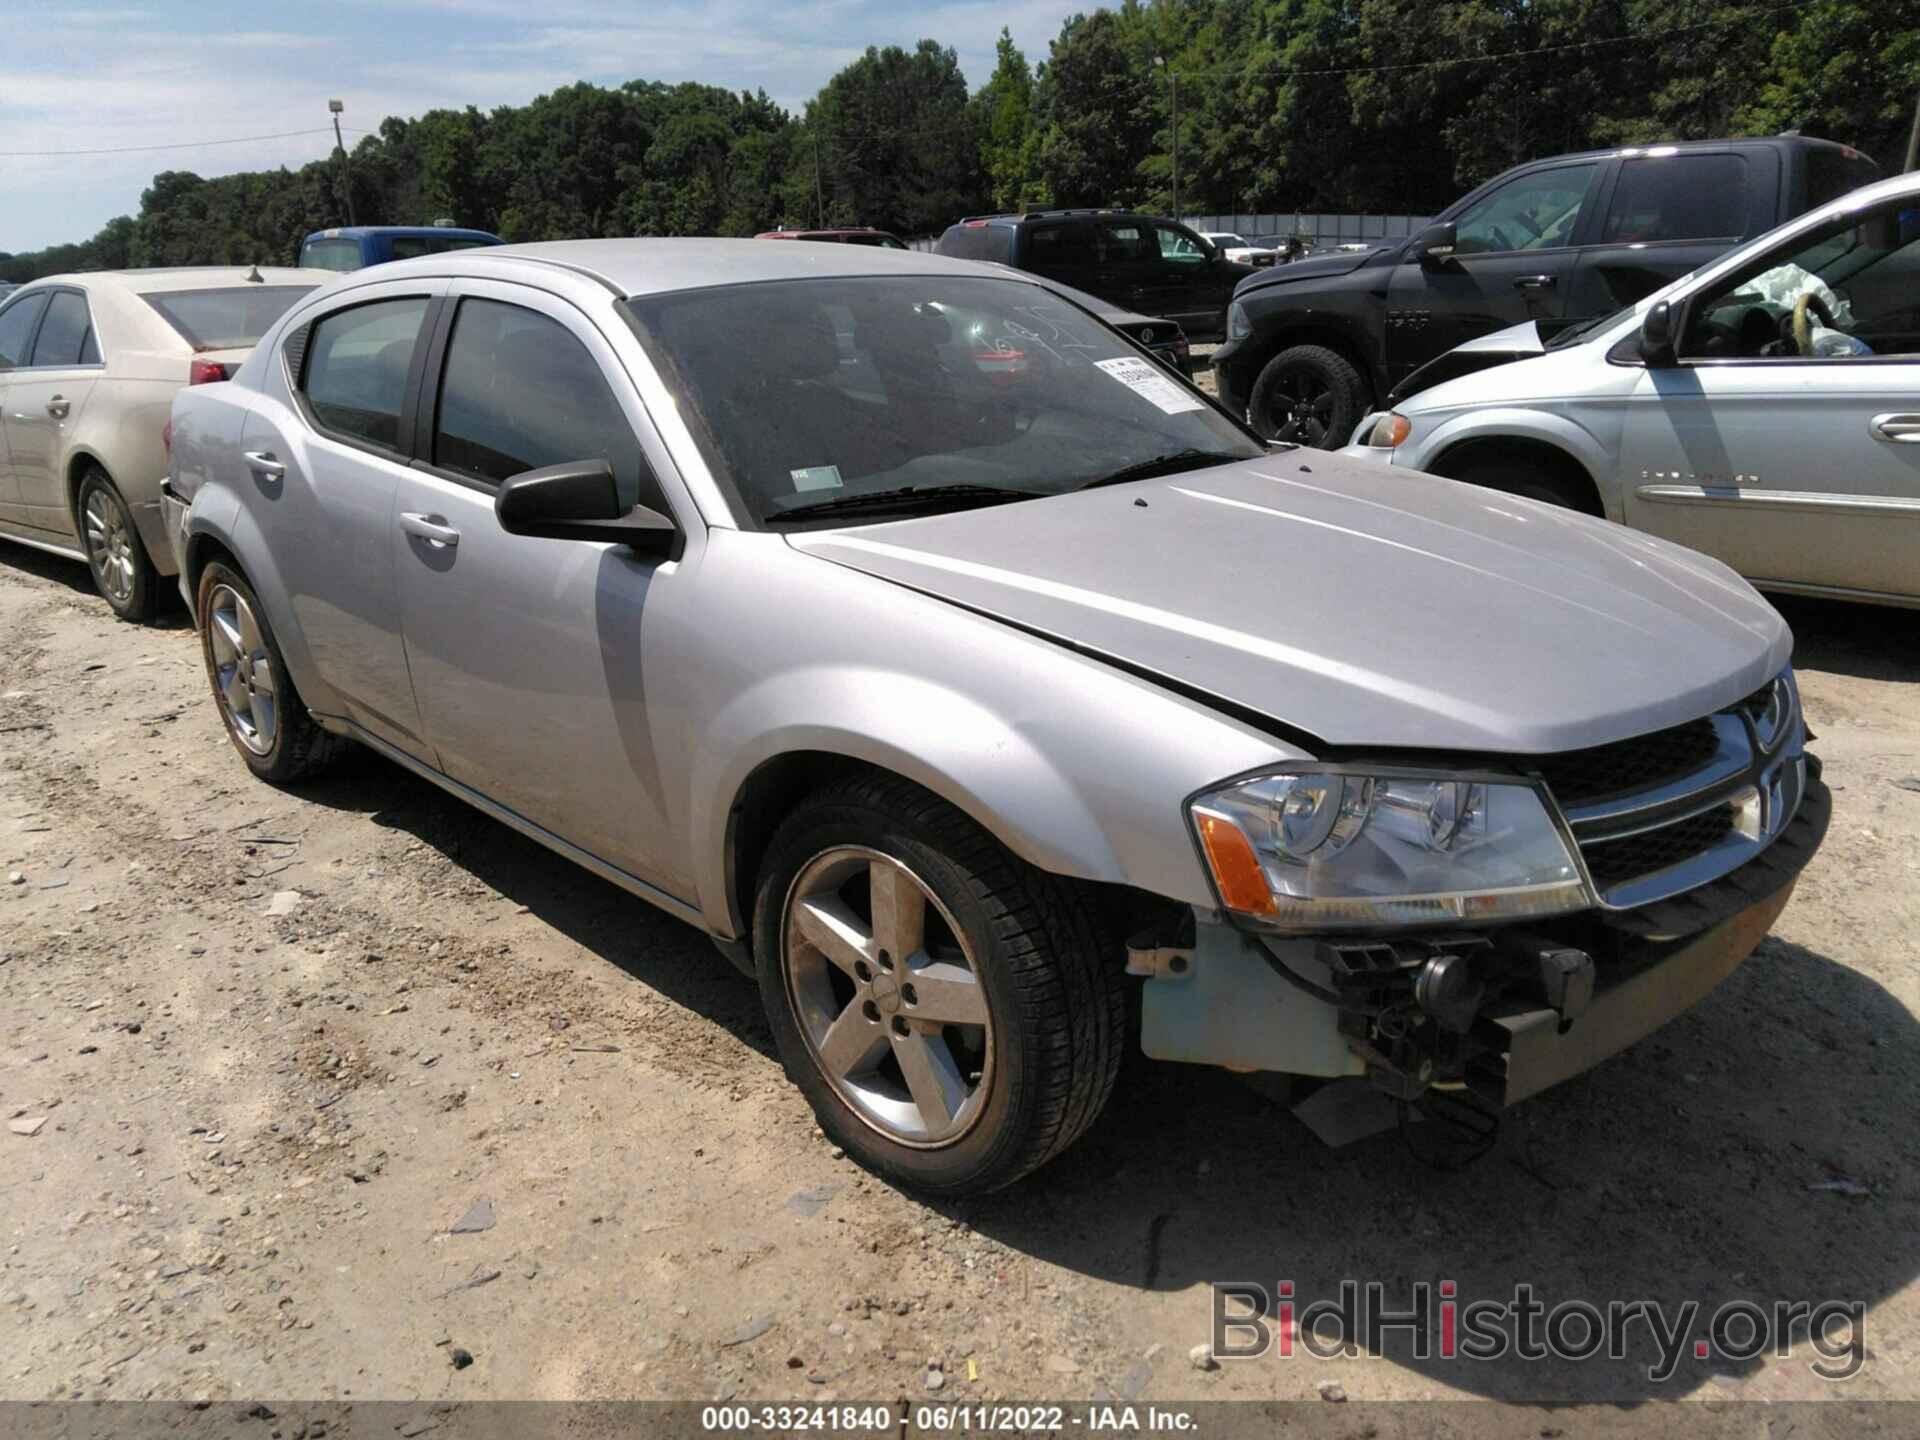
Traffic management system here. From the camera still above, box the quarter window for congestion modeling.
[431,298,640,489]
[1452,164,1599,255]
[0,293,49,370]
[300,297,431,451]
[30,291,95,368]
[1600,155,1749,244]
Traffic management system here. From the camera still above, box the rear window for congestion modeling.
[1600,154,1750,243]
[842,234,907,249]
[142,286,317,351]
[388,236,494,260]
[1806,148,1881,210]
[299,237,365,272]
[938,223,1013,264]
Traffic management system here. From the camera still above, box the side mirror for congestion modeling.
[1639,300,1677,367]
[1411,221,1456,265]
[495,458,678,553]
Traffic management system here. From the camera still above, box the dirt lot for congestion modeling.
[1,543,1917,1418]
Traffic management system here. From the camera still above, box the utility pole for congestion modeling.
[1155,57,1179,219]
[328,99,358,227]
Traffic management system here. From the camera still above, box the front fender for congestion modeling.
[692,667,1127,936]
[1402,407,1622,522]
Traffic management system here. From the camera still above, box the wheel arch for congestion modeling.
[65,448,113,531]
[1229,312,1382,403]
[1425,429,1611,519]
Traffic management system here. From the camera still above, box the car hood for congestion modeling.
[1235,247,1384,295]
[1387,320,1546,405]
[786,452,1790,756]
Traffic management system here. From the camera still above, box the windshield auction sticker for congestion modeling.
[1094,356,1204,414]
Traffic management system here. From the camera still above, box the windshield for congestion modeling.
[625,276,1261,528]
[141,286,318,351]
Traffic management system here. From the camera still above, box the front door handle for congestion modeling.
[399,512,460,548]
[1870,412,1920,443]
[243,450,285,480]
[45,396,69,419]
[1513,274,1557,291]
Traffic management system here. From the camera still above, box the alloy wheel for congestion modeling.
[1266,370,1337,445]
[781,846,994,1147]
[82,489,137,607]
[207,584,278,756]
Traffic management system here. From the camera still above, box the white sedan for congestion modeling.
[1340,171,1920,610]
[0,267,325,618]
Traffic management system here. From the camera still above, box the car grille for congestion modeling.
[1532,718,1721,807]
[1531,673,1806,911]
[1579,806,1737,889]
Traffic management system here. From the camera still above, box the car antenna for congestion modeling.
[246,265,265,284]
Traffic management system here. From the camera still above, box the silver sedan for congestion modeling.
[167,241,1825,1192]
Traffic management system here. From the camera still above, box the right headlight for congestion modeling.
[1189,769,1591,931]
[1366,412,1412,447]
[1225,300,1251,340]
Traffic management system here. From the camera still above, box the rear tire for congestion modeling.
[76,468,158,622]
[196,560,346,784]
[1248,344,1366,449]
[752,773,1125,1195]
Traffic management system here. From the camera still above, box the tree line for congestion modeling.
[4,0,1916,282]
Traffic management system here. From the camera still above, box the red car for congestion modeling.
[755,228,909,249]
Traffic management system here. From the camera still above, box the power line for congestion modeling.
[0,126,371,159]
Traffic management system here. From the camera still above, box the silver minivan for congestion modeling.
[166,240,1827,1192]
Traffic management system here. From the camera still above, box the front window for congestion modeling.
[299,237,365,272]
[1155,225,1211,265]
[1453,164,1598,255]
[626,276,1261,529]
[143,286,318,351]
[1683,197,1920,360]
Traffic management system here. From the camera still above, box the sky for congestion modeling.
[0,0,1083,254]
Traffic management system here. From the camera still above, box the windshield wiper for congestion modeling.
[1075,448,1250,491]
[765,483,1038,524]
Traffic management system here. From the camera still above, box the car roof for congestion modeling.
[1497,133,1868,168]
[303,226,500,241]
[363,237,1015,298]
[755,228,902,240]
[20,267,331,294]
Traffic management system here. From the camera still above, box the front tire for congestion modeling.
[196,560,346,784]
[77,468,158,622]
[1248,344,1366,449]
[752,774,1125,1195]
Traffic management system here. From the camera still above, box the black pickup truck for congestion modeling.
[1211,134,1880,446]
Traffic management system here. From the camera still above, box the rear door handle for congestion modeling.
[45,396,69,419]
[243,450,285,480]
[1870,412,1920,443]
[399,512,460,547]
[1513,274,1557,291]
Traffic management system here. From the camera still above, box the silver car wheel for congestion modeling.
[207,584,278,756]
[782,846,994,1148]
[82,488,137,606]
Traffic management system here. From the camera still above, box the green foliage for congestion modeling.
[3,0,1915,282]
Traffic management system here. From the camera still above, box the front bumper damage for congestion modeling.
[1139,771,1831,1108]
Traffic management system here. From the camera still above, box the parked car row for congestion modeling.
[1336,167,1920,610]
[140,237,1828,1194]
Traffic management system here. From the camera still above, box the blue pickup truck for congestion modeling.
[297,226,502,272]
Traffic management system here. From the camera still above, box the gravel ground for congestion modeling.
[1,542,1916,1419]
